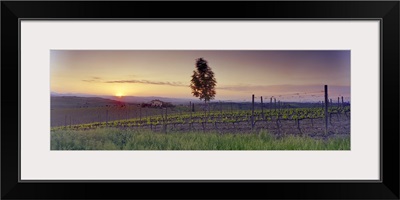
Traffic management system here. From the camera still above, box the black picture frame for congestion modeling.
[1,1,399,199]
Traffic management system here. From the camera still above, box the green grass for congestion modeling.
[51,128,350,150]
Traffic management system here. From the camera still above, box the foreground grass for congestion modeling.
[51,128,350,150]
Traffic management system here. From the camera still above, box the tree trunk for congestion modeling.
[203,99,207,132]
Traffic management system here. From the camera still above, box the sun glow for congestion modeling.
[115,92,124,97]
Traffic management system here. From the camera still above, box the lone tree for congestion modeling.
[190,58,217,108]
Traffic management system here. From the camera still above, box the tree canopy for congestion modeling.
[190,58,217,103]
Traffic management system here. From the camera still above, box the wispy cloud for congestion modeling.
[82,76,103,82]
[105,80,186,87]
[82,79,98,83]
[217,84,350,97]
[82,78,187,87]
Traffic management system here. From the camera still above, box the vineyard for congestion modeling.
[50,89,351,150]
[51,102,350,138]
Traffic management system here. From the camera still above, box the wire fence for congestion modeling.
[51,85,350,135]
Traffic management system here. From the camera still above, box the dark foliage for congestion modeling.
[190,58,217,103]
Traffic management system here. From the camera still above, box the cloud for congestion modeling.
[217,84,350,97]
[104,79,187,87]
[82,78,186,87]
[217,84,290,92]
[82,76,103,82]
[82,79,98,83]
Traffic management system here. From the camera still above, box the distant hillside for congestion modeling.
[51,96,132,109]
[51,92,202,105]
[102,95,202,105]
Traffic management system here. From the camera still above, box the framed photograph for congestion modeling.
[2,1,399,199]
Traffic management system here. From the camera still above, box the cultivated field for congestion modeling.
[51,96,351,150]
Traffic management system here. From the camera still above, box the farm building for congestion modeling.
[150,100,164,107]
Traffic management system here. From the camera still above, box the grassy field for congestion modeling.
[51,128,350,150]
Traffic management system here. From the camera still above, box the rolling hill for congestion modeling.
[51,96,130,109]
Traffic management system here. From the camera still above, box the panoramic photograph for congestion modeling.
[50,50,350,150]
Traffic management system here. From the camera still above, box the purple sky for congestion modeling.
[51,50,350,102]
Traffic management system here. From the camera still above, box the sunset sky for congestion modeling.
[50,50,350,102]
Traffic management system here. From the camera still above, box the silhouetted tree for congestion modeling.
[190,58,217,108]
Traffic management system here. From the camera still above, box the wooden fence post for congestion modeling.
[324,85,328,134]
[270,97,272,110]
[278,100,281,112]
[252,94,255,130]
[341,96,344,107]
[261,96,264,120]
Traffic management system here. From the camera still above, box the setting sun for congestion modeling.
[115,92,124,97]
